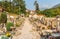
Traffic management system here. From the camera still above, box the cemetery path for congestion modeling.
[13,18,40,39]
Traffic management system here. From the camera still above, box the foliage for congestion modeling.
[0,0,26,15]
[6,22,14,31]
[0,12,7,23]
[41,7,60,17]
[34,0,40,14]
[13,0,26,14]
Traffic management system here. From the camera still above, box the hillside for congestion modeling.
[53,4,60,8]
[41,3,60,17]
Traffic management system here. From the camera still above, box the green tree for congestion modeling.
[1,0,11,12]
[13,0,26,14]
[34,0,40,14]
[0,0,26,14]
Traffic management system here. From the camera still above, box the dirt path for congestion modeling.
[13,18,40,39]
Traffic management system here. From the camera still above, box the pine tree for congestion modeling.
[34,0,40,14]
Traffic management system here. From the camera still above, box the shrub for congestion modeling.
[16,22,21,27]
[6,22,14,31]
[1,12,7,23]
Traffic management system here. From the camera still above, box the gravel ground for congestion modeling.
[13,18,40,39]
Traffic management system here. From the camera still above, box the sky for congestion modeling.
[25,0,60,10]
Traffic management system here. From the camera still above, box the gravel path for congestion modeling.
[13,18,40,39]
